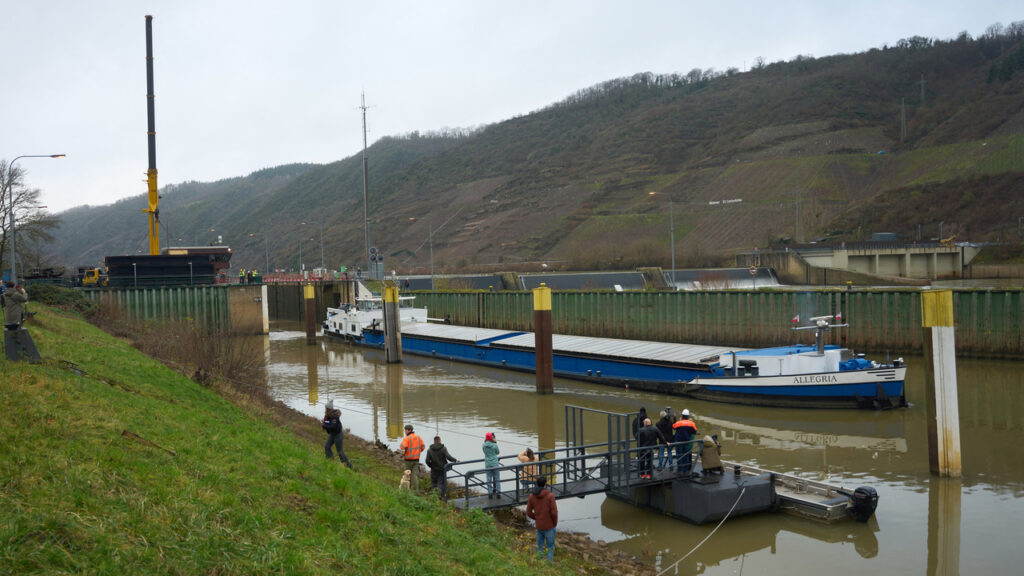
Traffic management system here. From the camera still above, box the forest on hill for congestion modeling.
[46,23,1024,274]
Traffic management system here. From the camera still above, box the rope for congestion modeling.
[656,487,747,576]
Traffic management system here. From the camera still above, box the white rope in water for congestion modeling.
[656,486,747,576]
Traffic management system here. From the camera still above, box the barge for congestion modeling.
[323,297,906,409]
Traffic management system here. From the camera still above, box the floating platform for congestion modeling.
[443,407,878,525]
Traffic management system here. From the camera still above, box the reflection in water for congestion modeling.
[386,363,404,439]
[305,341,318,407]
[601,497,880,574]
[928,478,961,576]
[262,322,1024,575]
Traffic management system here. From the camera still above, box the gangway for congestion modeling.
[444,406,699,511]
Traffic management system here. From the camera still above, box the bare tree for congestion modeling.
[1,159,61,276]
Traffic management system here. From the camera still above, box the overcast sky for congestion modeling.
[3,1,1020,213]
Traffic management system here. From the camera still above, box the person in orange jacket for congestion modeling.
[399,424,426,491]
[672,409,698,474]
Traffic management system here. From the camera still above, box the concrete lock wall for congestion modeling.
[411,290,1024,359]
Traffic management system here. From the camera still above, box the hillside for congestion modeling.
[48,26,1024,273]
[1,303,628,575]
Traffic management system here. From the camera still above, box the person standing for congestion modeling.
[321,400,353,469]
[482,432,501,499]
[4,284,28,331]
[526,476,558,562]
[655,409,674,470]
[399,424,426,491]
[631,406,648,439]
[700,434,723,475]
[517,447,539,489]
[672,409,698,474]
[425,435,458,496]
[636,418,665,479]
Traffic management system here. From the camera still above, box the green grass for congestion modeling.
[0,307,586,575]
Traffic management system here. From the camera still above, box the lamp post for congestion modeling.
[188,261,193,286]
[648,192,675,290]
[410,217,435,290]
[319,220,325,270]
[249,233,270,273]
[4,154,64,286]
[132,262,137,289]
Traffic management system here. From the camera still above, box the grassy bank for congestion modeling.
[1,304,625,575]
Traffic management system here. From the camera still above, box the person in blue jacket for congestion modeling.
[482,432,501,499]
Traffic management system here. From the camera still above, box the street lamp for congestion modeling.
[132,262,137,289]
[648,191,675,291]
[410,217,435,290]
[249,232,269,273]
[188,261,193,286]
[4,154,64,286]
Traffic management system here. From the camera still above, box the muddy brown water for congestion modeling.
[263,321,1023,575]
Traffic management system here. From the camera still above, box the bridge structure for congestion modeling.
[444,406,698,511]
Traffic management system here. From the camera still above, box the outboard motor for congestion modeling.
[849,486,879,523]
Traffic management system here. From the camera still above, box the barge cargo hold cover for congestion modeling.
[104,246,232,287]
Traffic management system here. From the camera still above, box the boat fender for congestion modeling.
[596,371,601,377]
[501,359,506,365]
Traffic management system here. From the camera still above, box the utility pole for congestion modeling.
[360,92,372,279]
[795,189,802,242]
[900,98,907,143]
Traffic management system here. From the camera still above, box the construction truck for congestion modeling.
[77,267,109,287]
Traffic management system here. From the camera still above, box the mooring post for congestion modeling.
[921,290,962,477]
[383,284,403,363]
[304,283,316,345]
[533,283,553,394]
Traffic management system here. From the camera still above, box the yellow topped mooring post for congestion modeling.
[533,283,553,394]
[382,284,403,363]
[921,290,962,477]
[304,284,316,345]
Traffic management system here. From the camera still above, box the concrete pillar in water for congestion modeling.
[533,283,553,394]
[921,290,962,477]
[383,284,402,363]
[304,283,316,345]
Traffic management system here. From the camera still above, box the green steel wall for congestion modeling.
[411,290,1024,358]
[267,282,343,324]
[86,286,230,329]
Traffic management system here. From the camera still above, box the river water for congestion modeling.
[263,321,1023,575]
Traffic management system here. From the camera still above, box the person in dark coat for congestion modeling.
[636,418,665,479]
[424,435,458,495]
[700,434,723,475]
[321,400,353,469]
[526,476,558,562]
[672,409,698,474]
[631,406,648,439]
[655,409,674,470]
[3,284,28,330]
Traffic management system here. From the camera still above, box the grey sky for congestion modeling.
[3,1,1019,213]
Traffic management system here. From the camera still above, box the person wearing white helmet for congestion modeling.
[672,409,698,474]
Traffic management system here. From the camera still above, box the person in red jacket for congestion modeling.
[526,476,558,562]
